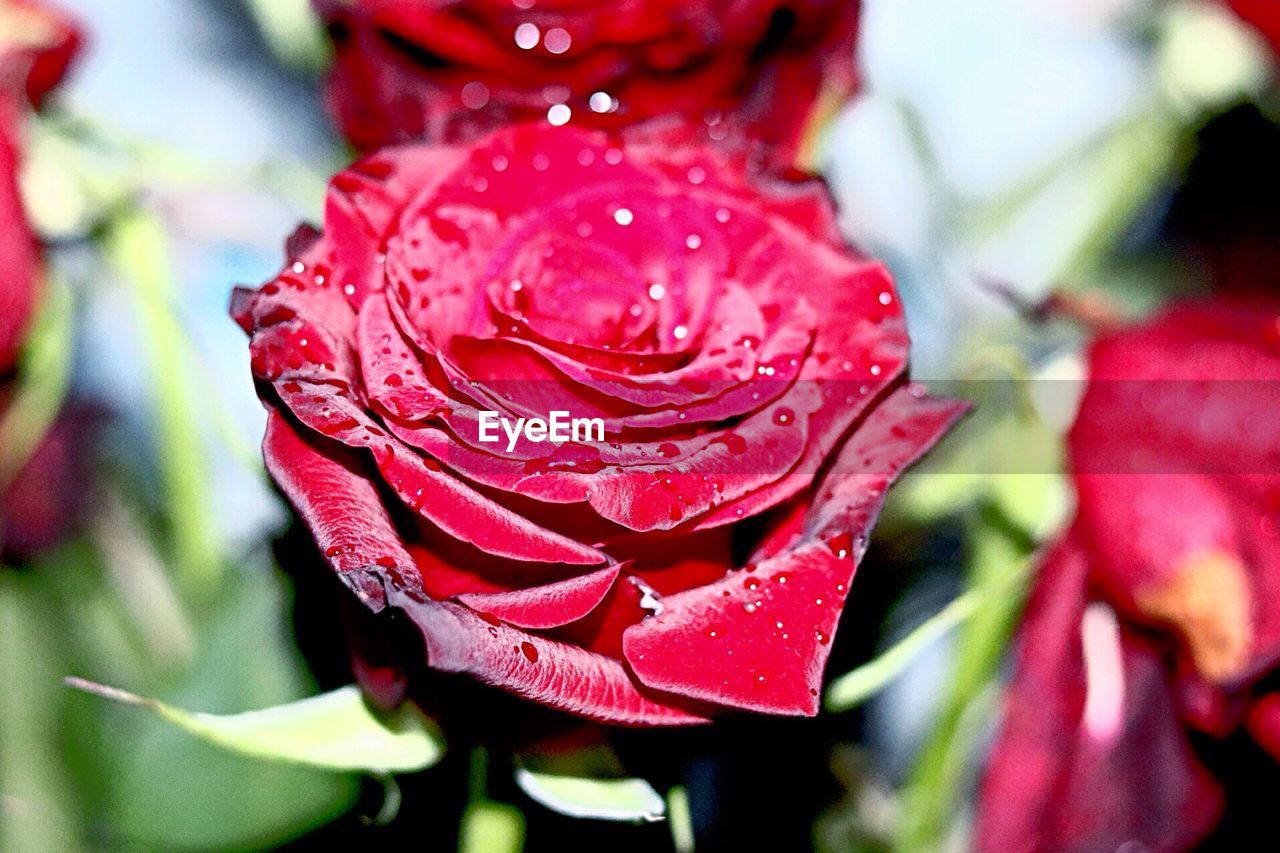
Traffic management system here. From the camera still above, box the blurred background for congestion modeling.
[2,0,1277,849]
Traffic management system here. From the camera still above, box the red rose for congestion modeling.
[0,0,80,373]
[316,0,860,168]
[1229,0,1280,54]
[977,299,1280,850]
[232,123,961,725]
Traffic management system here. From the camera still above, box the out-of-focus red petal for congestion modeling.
[976,536,1223,852]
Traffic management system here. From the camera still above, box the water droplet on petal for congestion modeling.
[673,324,689,340]
[514,22,539,49]
[826,531,854,559]
[547,103,571,126]
[461,80,489,109]
[648,283,666,301]
[773,407,795,426]
[543,27,571,54]
[685,234,702,250]
[589,91,615,113]
[614,207,634,226]
[519,641,539,662]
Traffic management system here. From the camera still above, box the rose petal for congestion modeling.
[458,562,623,630]
[622,387,967,712]
[976,536,1223,852]
[366,570,715,727]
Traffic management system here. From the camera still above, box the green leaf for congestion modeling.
[825,554,1032,713]
[514,764,665,823]
[67,680,444,775]
[0,571,85,852]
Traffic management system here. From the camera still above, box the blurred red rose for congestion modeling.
[1230,0,1280,54]
[0,0,82,560]
[232,123,961,725]
[315,0,860,168]
[978,299,1280,851]
[0,0,80,373]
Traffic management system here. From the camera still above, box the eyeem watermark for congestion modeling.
[478,410,605,452]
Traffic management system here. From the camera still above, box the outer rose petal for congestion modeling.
[976,537,1223,853]
[262,407,410,609]
[622,387,967,714]
[367,569,715,727]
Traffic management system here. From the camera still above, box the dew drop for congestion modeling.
[715,207,731,223]
[648,283,666,301]
[878,291,893,306]
[544,27,571,53]
[461,80,489,109]
[547,103,571,126]
[673,324,689,340]
[826,531,853,559]
[324,545,343,558]
[291,261,306,274]
[614,207,634,226]
[658,442,679,458]
[773,407,795,426]
[589,91,614,113]
[816,630,830,645]
[685,234,702,250]
[514,22,539,49]
[519,641,539,662]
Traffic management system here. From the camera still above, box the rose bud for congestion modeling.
[314,0,860,168]
[978,298,1280,850]
[232,123,962,725]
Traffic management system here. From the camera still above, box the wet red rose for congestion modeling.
[978,299,1280,850]
[1229,0,1280,54]
[316,0,860,168]
[232,123,962,725]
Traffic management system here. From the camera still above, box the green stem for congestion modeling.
[892,503,1034,853]
[824,555,1030,713]
[0,274,74,490]
[105,207,221,601]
